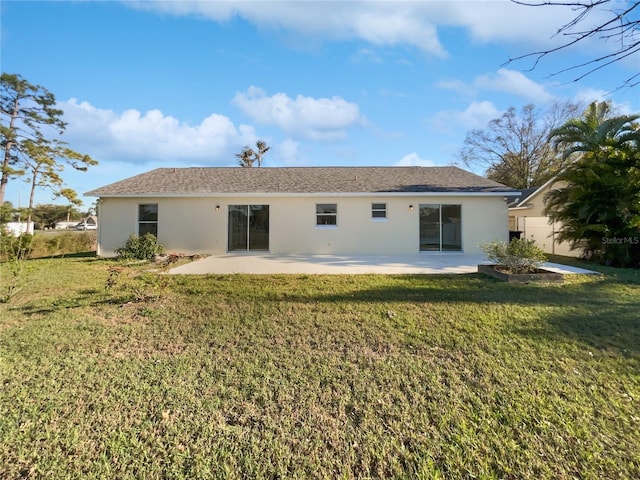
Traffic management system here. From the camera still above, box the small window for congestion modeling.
[316,203,337,226]
[139,204,158,237]
[372,203,387,220]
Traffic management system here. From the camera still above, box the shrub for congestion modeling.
[115,233,165,260]
[32,231,96,257]
[481,238,547,274]
[0,232,33,261]
[0,232,34,303]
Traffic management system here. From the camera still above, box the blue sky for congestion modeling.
[1,0,638,209]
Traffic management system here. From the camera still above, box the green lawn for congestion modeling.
[1,256,638,479]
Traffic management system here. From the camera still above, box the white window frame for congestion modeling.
[316,203,337,227]
[371,202,387,222]
[138,203,158,237]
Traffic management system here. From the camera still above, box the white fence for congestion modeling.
[514,216,583,258]
[2,221,34,236]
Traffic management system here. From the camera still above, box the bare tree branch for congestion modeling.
[506,1,640,88]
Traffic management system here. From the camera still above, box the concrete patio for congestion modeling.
[167,254,598,275]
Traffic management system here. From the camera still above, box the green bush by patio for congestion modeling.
[481,238,547,274]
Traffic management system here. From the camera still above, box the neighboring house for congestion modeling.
[85,166,515,258]
[54,221,78,230]
[75,215,98,230]
[508,178,582,257]
[2,221,31,236]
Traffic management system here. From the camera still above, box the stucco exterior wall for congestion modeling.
[507,181,582,257]
[508,180,567,220]
[96,195,509,257]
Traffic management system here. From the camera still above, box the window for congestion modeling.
[138,204,158,237]
[419,204,461,252]
[371,203,387,220]
[316,203,337,226]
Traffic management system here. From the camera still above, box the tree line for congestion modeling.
[0,201,94,229]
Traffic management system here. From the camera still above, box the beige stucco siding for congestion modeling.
[507,180,582,257]
[96,195,508,257]
[97,197,223,257]
[508,180,567,220]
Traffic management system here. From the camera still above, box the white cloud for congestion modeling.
[572,89,637,115]
[232,86,364,141]
[573,88,611,105]
[474,69,555,103]
[437,68,556,104]
[60,99,256,164]
[276,138,304,166]
[127,1,448,56]
[442,1,584,47]
[351,48,383,64]
[126,0,602,55]
[432,101,502,132]
[436,79,475,98]
[395,152,435,167]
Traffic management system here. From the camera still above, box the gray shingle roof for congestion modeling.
[85,166,513,196]
[506,187,539,207]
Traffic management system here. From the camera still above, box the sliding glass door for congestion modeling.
[419,205,441,251]
[419,204,461,252]
[228,205,269,252]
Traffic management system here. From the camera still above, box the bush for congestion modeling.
[481,238,547,274]
[0,232,34,303]
[115,233,165,260]
[0,232,33,261]
[33,231,96,257]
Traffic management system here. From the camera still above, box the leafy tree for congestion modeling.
[30,203,81,229]
[460,102,582,189]
[0,200,14,224]
[0,73,96,215]
[545,101,640,267]
[20,139,95,227]
[509,1,640,88]
[236,140,270,167]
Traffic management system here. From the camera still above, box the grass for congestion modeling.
[1,255,639,479]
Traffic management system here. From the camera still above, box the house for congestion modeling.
[54,221,78,230]
[2,221,30,237]
[508,178,582,257]
[85,166,515,258]
[74,215,98,230]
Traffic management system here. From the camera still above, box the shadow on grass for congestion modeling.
[13,262,640,356]
[174,267,640,355]
[16,288,125,316]
[513,306,640,356]
[31,251,98,260]
[266,273,636,307]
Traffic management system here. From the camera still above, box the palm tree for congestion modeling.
[236,146,255,168]
[254,140,270,167]
[235,141,270,168]
[550,102,639,161]
[545,101,640,266]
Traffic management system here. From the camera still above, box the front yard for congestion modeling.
[0,256,638,479]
